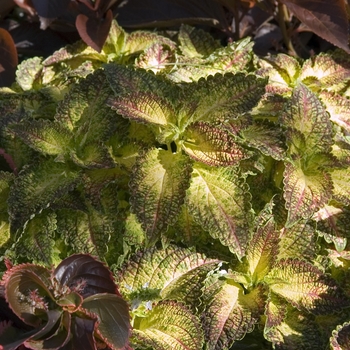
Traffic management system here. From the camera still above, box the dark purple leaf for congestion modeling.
[281,0,350,53]
[53,254,118,298]
[75,9,113,52]
[71,315,97,350]
[0,28,18,87]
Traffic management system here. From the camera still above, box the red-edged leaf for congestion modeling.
[0,28,18,87]
[281,0,350,53]
[76,9,113,52]
[53,254,119,298]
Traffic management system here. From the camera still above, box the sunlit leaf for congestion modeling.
[81,294,130,349]
[102,20,127,57]
[201,278,259,350]
[130,148,192,244]
[186,163,252,258]
[187,72,267,124]
[265,258,350,314]
[182,122,248,166]
[283,161,333,227]
[134,301,203,350]
[105,64,177,126]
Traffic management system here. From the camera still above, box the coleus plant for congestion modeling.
[0,254,130,350]
[1,19,350,349]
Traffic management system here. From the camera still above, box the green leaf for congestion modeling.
[102,20,127,57]
[201,278,258,350]
[178,24,220,58]
[56,69,117,142]
[81,294,130,350]
[8,158,81,230]
[265,258,350,314]
[133,301,204,350]
[299,50,350,92]
[15,57,45,91]
[186,163,252,258]
[186,73,267,124]
[330,321,350,350]
[246,201,280,284]
[104,64,177,126]
[182,122,248,166]
[282,83,333,155]
[283,161,333,227]
[12,211,60,266]
[9,119,72,156]
[129,148,192,244]
[264,293,288,333]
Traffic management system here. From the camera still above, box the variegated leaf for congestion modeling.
[133,301,203,350]
[104,64,177,126]
[9,119,72,156]
[185,72,267,124]
[186,163,252,258]
[330,321,350,350]
[299,50,350,92]
[278,220,317,261]
[56,69,118,143]
[8,158,81,230]
[265,258,350,314]
[331,168,350,206]
[246,201,280,284]
[129,148,192,243]
[240,120,286,160]
[282,83,333,154]
[264,305,326,350]
[201,278,259,350]
[320,91,350,132]
[283,161,333,227]
[178,24,220,58]
[264,293,288,332]
[101,20,127,56]
[117,246,220,308]
[182,122,248,166]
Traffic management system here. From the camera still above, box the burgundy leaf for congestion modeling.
[0,28,18,88]
[53,254,119,298]
[76,9,113,52]
[71,315,98,350]
[281,0,350,53]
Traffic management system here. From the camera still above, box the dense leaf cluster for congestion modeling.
[1,20,350,349]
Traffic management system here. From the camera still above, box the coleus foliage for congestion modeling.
[1,20,350,349]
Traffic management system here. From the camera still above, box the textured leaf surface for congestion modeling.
[201,279,258,350]
[105,64,177,126]
[265,258,350,314]
[82,294,130,350]
[118,246,220,306]
[9,119,72,156]
[178,24,220,58]
[56,69,117,143]
[134,301,203,350]
[246,202,279,283]
[130,148,192,243]
[331,168,350,206]
[187,73,266,123]
[182,122,248,166]
[8,159,81,229]
[186,163,252,258]
[283,161,333,226]
[281,0,350,53]
[282,83,333,154]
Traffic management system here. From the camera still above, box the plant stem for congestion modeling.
[276,2,297,56]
